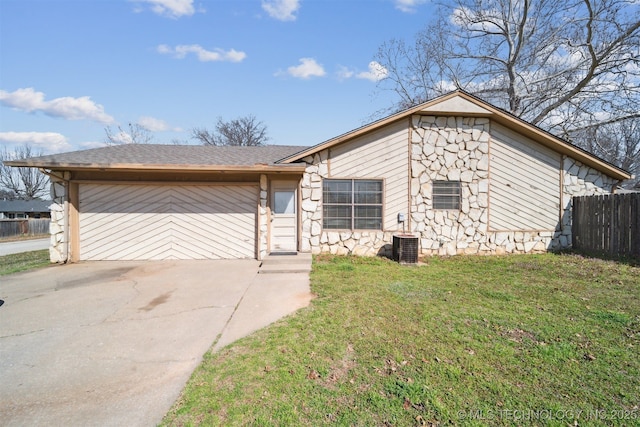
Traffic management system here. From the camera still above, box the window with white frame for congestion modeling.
[323,179,383,230]
[432,181,461,210]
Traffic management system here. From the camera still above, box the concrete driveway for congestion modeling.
[0,257,312,426]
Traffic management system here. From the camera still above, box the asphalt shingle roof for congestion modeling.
[10,144,308,168]
[0,199,51,213]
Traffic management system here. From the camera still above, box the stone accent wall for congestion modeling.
[259,174,268,260]
[557,157,617,248]
[49,178,66,263]
[410,116,502,255]
[300,152,326,254]
[300,151,396,257]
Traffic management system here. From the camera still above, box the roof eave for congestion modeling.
[4,161,306,174]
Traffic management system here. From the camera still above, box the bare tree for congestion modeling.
[0,188,15,199]
[104,123,154,145]
[375,0,640,136]
[192,115,269,146]
[573,118,640,188]
[0,145,49,199]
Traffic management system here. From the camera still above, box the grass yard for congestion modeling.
[163,254,640,426]
[0,250,50,276]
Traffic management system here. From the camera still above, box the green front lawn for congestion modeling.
[163,254,640,426]
[0,250,50,276]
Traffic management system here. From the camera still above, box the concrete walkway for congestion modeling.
[0,255,313,427]
[213,253,313,351]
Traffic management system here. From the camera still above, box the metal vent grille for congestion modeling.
[393,235,419,264]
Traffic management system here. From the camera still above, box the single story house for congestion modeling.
[0,199,51,219]
[6,91,632,262]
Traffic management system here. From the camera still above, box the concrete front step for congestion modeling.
[259,252,312,274]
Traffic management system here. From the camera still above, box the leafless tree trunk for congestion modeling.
[192,115,269,146]
[0,145,49,199]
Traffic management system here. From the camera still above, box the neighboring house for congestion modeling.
[5,91,631,262]
[0,199,51,219]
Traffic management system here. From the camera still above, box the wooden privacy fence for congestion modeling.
[0,219,50,239]
[572,193,640,259]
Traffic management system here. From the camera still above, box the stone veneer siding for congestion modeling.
[559,157,617,248]
[48,178,66,263]
[259,174,268,259]
[300,115,617,257]
[410,116,493,255]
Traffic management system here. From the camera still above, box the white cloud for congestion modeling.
[356,61,388,82]
[0,88,114,124]
[157,44,247,62]
[395,0,428,13]
[134,0,197,18]
[262,0,300,21]
[0,131,73,153]
[137,116,181,132]
[336,66,355,81]
[286,58,326,79]
[336,62,388,82]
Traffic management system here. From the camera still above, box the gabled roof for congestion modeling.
[5,144,308,173]
[0,199,51,213]
[278,90,632,182]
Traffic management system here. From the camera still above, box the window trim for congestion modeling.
[432,180,461,210]
[322,178,384,230]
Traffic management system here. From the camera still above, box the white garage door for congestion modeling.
[79,184,258,260]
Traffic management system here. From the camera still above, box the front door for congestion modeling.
[270,181,297,252]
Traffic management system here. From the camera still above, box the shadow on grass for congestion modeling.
[560,249,640,267]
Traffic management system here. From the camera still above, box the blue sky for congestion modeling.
[0,0,435,154]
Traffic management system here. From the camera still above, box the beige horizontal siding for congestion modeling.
[329,120,408,231]
[490,123,561,231]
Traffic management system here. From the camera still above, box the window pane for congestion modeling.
[354,205,382,230]
[324,205,351,218]
[324,191,352,204]
[433,196,459,210]
[355,192,382,204]
[354,180,382,204]
[274,191,295,214]
[323,205,352,229]
[324,218,351,229]
[433,182,460,195]
[322,179,383,230]
[324,180,352,192]
[433,181,461,210]
[323,180,352,204]
[354,180,382,192]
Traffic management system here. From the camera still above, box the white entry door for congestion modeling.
[270,181,297,252]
